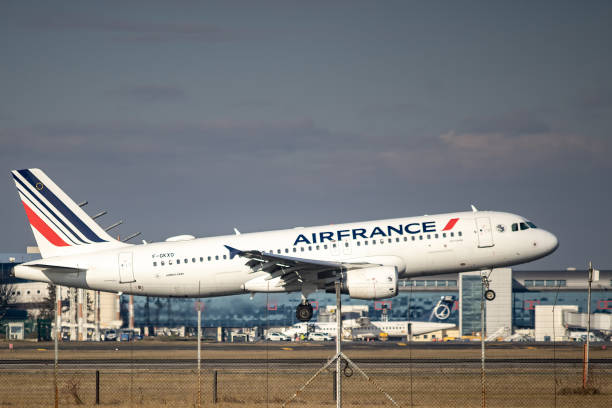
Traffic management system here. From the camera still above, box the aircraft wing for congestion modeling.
[224,245,374,287]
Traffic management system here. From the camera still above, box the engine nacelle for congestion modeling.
[344,266,398,300]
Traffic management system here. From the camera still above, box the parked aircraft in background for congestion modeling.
[11,169,558,321]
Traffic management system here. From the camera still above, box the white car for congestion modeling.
[308,332,333,341]
[265,332,290,341]
[103,329,118,341]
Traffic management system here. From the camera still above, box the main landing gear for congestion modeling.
[296,302,314,322]
[296,288,316,322]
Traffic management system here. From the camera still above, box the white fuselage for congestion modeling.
[15,210,558,298]
[284,320,456,338]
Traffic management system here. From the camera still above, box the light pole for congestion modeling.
[583,262,599,389]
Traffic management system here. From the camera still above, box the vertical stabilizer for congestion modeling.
[11,168,129,258]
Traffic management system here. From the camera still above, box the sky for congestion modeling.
[1,1,611,270]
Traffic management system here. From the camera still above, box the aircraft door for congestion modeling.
[118,252,136,283]
[475,217,494,248]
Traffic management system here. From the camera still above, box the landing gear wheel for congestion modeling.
[296,303,314,322]
[484,289,496,301]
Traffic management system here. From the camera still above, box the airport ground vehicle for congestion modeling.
[308,332,333,341]
[118,329,141,341]
[103,329,118,341]
[265,332,291,341]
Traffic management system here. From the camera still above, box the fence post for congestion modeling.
[213,370,218,403]
[332,372,337,401]
[95,370,100,405]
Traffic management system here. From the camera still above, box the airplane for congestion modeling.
[11,168,559,322]
[282,304,456,340]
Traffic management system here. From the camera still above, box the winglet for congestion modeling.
[470,204,478,212]
[224,245,242,259]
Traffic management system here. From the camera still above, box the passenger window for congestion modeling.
[450,232,454,237]
[200,257,203,262]
[388,238,392,243]
[285,248,289,253]
[316,245,320,250]
[511,223,518,232]
[411,236,415,241]
[404,237,407,242]
[277,249,281,254]
[396,238,400,242]
[357,241,361,246]
[153,262,157,267]
[345,242,349,247]
[176,260,180,264]
[442,233,446,238]
[333,243,337,248]
[193,258,196,263]
[169,260,173,265]
[381,239,385,244]
[208,256,211,261]
[372,240,376,245]
[364,241,368,246]
[215,256,219,260]
[419,236,423,240]
[520,223,529,231]
[434,234,438,239]
[293,248,297,252]
[458,231,463,236]
[308,246,312,251]
[427,234,431,239]
[184,259,188,263]
[324,244,328,249]
[301,247,305,252]
[223,255,227,259]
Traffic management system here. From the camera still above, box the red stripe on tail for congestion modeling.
[442,218,459,231]
[22,201,69,246]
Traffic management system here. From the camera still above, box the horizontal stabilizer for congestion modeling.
[27,263,86,273]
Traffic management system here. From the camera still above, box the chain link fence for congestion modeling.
[0,342,610,407]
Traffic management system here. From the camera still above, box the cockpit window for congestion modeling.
[526,222,537,228]
[511,223,518,232]
[519,222,529,230]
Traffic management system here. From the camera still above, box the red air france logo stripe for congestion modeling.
[442,218,459,231]
[21,201,69,247]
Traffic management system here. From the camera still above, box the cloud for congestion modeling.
[459,111,551,136]
[438,130,608,171]
[25,15,236,43]
[1,114,609,192]
[112,85,187,102]
[576,88,612,111]
[359,102,425,118]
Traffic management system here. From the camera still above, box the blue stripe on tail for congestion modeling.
[13,174,85,244]
[17,169,107,243]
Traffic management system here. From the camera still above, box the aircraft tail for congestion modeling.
[11,168,128,258]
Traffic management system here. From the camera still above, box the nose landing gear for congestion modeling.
[481,272,496,301]
[296,302,314,322]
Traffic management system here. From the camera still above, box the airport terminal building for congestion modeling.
[1,252,611,339]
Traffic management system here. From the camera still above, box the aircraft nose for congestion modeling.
[542,230,559,255]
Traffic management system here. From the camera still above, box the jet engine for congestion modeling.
[343,266,398,300]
